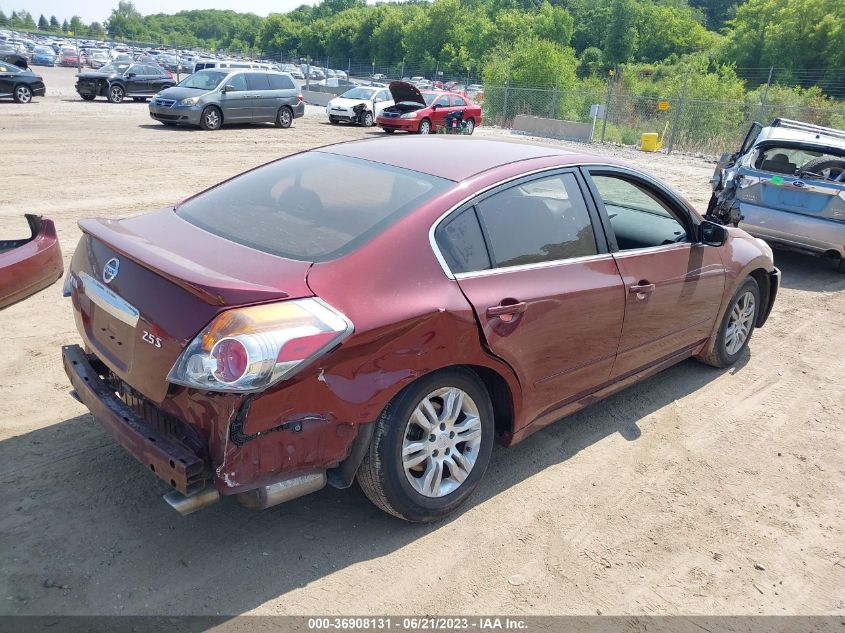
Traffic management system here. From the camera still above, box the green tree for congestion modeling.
[636,4,719,62]
[50,15,60,30]
[106,1,146,39]
[68,15,84,35]
[577,46,604,77]
[38,14,49,29]
[604,0,640,65]
[0,10,7,26]
[62,19,69,33]
[88,22,105,39]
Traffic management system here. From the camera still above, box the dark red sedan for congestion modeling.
[62,138,778,522]
[377,81,483,135]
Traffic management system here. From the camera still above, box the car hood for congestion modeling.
[156,86,214,100]
[388,81,426,106]
[329,96,372,108]
[77,71,117,80]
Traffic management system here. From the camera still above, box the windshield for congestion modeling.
[176,152,450,261]
[178,70,228,90]
[34,46,52,54]
[341,87,376,100]
[100,63,130,74]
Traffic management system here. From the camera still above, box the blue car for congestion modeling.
[31,47,55,67]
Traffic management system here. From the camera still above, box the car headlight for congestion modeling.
[179,96,199,106]
[399,111,418,119]
[167,298,353,392]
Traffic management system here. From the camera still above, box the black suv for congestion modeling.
[76,62,175,103]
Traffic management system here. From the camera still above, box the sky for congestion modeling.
[8,0,325,24]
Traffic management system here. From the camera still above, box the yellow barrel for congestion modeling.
[641,132,660,152]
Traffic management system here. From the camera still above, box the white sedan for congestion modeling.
[326,86,393,127]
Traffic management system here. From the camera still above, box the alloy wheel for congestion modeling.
[725,291,755,355]
[419,119,431,135]
[402,387,482,498]
[204,108,221,129]
[109,85,124,103]
[14,85,32,103]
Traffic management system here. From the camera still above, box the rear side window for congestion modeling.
[268,74,295,90]
[176,152,450,261]
[435,208,491,274]
[477,173,598,268]
[247,73,271,90]
[451,96,466,106]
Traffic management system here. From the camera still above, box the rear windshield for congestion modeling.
[176,152,450,261]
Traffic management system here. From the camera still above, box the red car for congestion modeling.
[62,138,778,522]
[59,50,80,68]
[1,214,63,309]
[377,81,483,135]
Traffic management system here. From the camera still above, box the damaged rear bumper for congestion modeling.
[62,344,210,495]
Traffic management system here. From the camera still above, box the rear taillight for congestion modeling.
[297,94,303,103]
[167,298,352,392]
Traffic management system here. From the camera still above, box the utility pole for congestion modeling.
[759,66,774,122]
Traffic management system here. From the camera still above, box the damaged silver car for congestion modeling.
[707,118,845,272]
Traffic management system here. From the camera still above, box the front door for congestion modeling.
[430,94,451,130]
[437,170,626,425]
[219,72,251,121]
[583,168,726,378]
[0,64,14,96]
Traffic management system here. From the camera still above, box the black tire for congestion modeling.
[465,118,475,135]
[80,94,96,101]
[200,105,222,131]
[383,128,395,134]
[357,368,494,523]
[13,84,32,103]
[107,84,125,103]
[275,106,293,129]
[362,110,374,127]
[837,258,845,274]
[697,277,760,368]
[417,118,432,135]
[329,116,339,124]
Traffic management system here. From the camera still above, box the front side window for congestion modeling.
[176,152,450,261]
[225,73,247,92]
[434,95,449,107]
[477,173,598,268]
[591,174,688,250]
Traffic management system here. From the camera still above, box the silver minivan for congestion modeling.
[149,69,304,130]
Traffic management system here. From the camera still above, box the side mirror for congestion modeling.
[126,72,135,77]
[698,220,728,246]
[222,84,235,93]
[431,103,439,110]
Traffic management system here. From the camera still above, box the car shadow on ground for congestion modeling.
[0,354,743,617]
[772,249,845,292]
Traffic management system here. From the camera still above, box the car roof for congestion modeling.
[319,137,603,182]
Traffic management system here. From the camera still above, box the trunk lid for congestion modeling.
[70,209,313,403]
[388,80,426,106]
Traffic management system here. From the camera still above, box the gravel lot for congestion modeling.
[1,66,843,618]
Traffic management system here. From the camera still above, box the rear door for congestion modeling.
[583,167,726,378]
[430,94,451,129]
[0,63,15,96]
[246,72,273,121]
[438,169,625,424]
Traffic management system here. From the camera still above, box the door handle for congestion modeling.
[487,301,526,318]
[629,282,655,294]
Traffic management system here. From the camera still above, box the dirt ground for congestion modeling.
[1,66,843,618]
